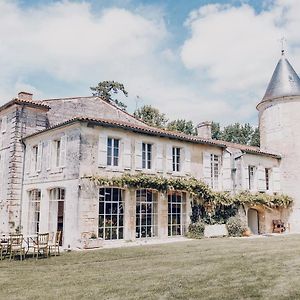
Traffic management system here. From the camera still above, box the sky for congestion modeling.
[1,0,300,126]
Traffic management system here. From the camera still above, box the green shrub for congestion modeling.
[187,221,205,239]
[226,216,247,237]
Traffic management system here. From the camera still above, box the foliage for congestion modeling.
[191,204,238,225]
[134,105,168,128]
[211,121,222,140]
[226,216,248,237]
[86,174,293,208]
[251,127,260,147]
[167,119,196,135]
[187,221,205,239]
[211,122,260,146]
[90,80,128,111]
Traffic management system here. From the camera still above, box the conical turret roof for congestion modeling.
[261,53,300,103]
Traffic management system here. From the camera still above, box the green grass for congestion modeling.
[1,235,300,299]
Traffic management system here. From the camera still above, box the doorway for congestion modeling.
[248,208,259,235]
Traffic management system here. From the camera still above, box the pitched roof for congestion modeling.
[0,98,50,113]
[259,53,300,104]
[22,116,281,158]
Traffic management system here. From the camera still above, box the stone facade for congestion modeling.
[0,53,299,249]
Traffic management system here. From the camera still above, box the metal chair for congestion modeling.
[33,233,49,260]
[0,237,10,260]
[49,231,62,256]
[9,234,25,261]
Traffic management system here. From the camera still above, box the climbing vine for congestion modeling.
[84,174,293,208]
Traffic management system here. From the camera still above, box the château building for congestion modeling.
[0,52,299,249]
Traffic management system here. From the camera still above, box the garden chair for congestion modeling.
[49,231,62,256]
[9,234,25,261]
[33,233,49,260]
[0,237,10,260]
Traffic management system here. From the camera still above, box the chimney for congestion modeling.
[18,91,33,101]
[196,121,212,139]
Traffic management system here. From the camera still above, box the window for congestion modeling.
[265,168,270,191]
[107,138,119,166]
[172,147,181,172]
[32,145,38,171]
[49,188,65,245]
[142,143,152,169]
[168,192,186,237]
[248,166,255,190]
[136,189,158,238]
[210,154,220,189]
[29,189,41,234]
[99,188,124,240]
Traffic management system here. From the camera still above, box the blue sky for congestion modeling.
[1,0,299,125]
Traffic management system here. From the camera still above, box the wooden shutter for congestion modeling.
[272,167,281,192]
[46,140,52,171]
[98,135,107,168]
[203,152,211,186]
[257,166,266,191]
[222,151,232,191]
[123,138,132,170]
[37,142,43,172]
[183,147,191,175]
[242,164,249,190]
[135,140,142,170]
[60,136,67,167]
[1,116,7,133]
[166,144,173,173]
[156,143,164,173]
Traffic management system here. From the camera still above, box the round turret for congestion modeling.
[257,52,300,232]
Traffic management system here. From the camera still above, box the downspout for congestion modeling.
[19,105,26,230]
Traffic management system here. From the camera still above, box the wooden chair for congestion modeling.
[9,234,25,261]
[33,233,49,260]
[49,231,61,256]
[0,237,10,260]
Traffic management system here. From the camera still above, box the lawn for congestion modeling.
[1,235,300,300]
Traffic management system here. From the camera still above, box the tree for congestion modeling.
[250,127,260,147]
[90,80,128,111]
[211,122,222,140]
[167,119,195,135]
[134,105,168,128]
[221,123,254,145]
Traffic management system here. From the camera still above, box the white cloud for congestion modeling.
[0,0,300,126]
[181,0,300,97]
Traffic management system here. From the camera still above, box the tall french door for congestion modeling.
[136,189,158,238]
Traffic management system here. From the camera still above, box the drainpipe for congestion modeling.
[19,105,26,231]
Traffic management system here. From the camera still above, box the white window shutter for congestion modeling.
[60,136,67,167]
[184,147,191,175]
[222,151,232,191]
[156,143,164,173]
[37,142,43,172]
[203,152,211,186]
[257,166,266,191]
[123,138,132,170]
[47,140,52,170]
[1,116,7,133]
[135,140,142,170]
[30,146,35,174]
[98,135,107,168]
[166,144,173,173]
[272,167,281,192]
[242,165,249,190]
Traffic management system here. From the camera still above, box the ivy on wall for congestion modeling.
[85,174,293,209]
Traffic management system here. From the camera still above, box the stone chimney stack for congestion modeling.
[196,121,212,139]
[18,91,33,101]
